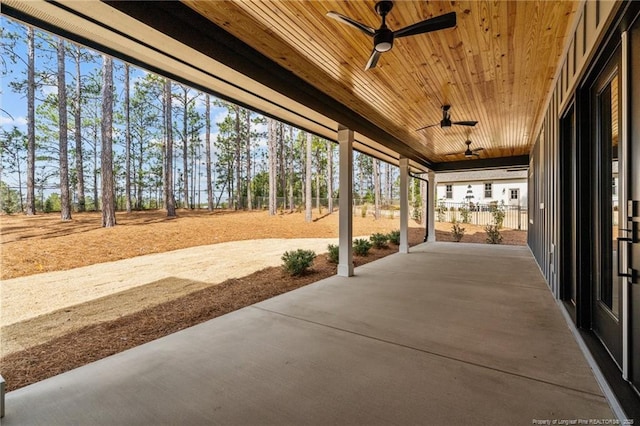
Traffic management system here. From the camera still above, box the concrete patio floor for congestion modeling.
[3,242,613,425]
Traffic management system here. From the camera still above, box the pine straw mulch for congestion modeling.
[0,245,400,392]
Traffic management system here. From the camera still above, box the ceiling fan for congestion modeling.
[327,1,457,71]
[417,105,478,130]
[447,139,484,159]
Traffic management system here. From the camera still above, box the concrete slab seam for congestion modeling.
[251,305,608,399]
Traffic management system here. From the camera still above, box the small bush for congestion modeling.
[485,224,503,244]
[282,249,317,276]
[490,202,506,229]
[370,233,389,249]
[353,238,372,256]
[451,220,465,242]
[361,204,368,218]
[327,244,339,264]
[412,206,422,223]
[436,200,446,222]
[459,205,471,223]
[388,230,401,245]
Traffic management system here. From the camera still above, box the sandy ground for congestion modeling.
[1,238,348,327]
[1,237,370,355]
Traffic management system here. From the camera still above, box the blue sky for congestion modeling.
[0,15,273,194]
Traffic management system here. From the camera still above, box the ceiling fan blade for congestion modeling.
[327,11,376,36]
[394,11,456,38]
[472,147,485,152]
[416,123,439,131]
[452,120,478,127]
[365,49,381,70]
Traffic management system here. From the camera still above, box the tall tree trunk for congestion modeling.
[25,26,36,215]
[288,126,294,212]
[101,55,116,227]
[74,46,86,212]
[305,132,312,222]
[164,79,176,217]
[124,63,132,213]
[137,140,143,209]
[93,124,99,211]
[234,105,241,210]
[316,168,321,214]
[205,94,213,211]
[57,39,72,220]
[278,123,286,210]
[385,162,392,204]
[245,109,252,210]
[327,141,333,213]
[182,87,189,209]
[373,157,381,219]
[267,118,277,216]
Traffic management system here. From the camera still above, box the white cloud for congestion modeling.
[40,85,58,97]
[0,116,28,127]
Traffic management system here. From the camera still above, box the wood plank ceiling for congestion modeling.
[183,0,577,165]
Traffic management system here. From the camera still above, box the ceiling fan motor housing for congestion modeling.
[374,29,394,52]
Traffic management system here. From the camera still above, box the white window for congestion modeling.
[445,184,453,199]
[510,189,519,200]
[484,183,492,198]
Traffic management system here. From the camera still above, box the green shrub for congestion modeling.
[281,249,316,276]
[327,244,339,264]
[485,224,503,244]
[361,203,368,218]
[353,238,372,256]
[388,230,401,245]
[459,205,471,223]
[412,206,422,222]
[370,233,389,249]
[436,200,446,222]
[490,201,506,229]
[451,220,465,242]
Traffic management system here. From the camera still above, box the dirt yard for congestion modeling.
[0,209,526,391]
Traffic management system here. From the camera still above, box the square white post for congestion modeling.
[338,126,354,277]
[399,157,409,253]
[427,171,436,242]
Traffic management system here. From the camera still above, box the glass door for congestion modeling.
[591,48,622,367]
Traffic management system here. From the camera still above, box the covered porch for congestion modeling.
[4,243,612,424]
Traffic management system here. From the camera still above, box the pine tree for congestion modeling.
[267,118,277,216]
[305,132,312,222]
[164,78,176,217]
[25,26,36,215]
[57,38,72,220]
[205,94,213,211]
[100,55,116,227]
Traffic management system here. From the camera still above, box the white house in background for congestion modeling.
[436,169,528,206]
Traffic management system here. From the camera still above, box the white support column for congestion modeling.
[427,171,436,242]
[399,158,409,253]
[337,126,354,277]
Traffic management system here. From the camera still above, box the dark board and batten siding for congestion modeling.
[528,0,620,293]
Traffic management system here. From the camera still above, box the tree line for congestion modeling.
[0,18,424,227]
